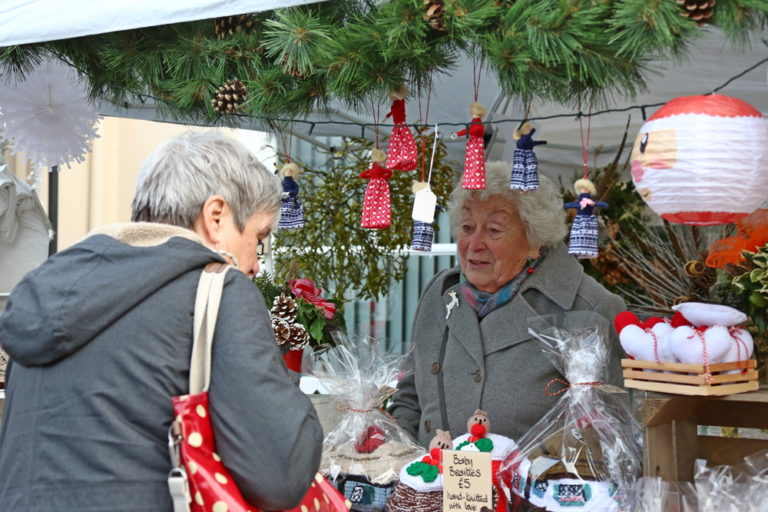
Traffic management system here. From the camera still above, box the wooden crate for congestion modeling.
[622,358,759,396]
[642,387,768,481]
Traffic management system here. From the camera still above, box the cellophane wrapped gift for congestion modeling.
[307,336,422,511]
[616,477,696,512]
[499,311,642,511]
[690,450,768,512]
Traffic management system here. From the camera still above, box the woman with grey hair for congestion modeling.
[390,161,625,448]
[0,132,323,511]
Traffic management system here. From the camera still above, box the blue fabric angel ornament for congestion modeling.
[278,162,304,229]
[564,178,607,259]
[510,122,547,191]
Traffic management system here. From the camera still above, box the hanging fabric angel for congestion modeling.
[360,149,393,229]
[278,162,304,229]
[411,182,437,251]
[385,85,417,172]
[454,101,486,189]
[564,178,607,259]
[510,121,547,191]
[411,125,441,251]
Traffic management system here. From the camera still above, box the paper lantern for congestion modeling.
[630,94,768,225]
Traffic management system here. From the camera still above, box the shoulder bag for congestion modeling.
[168,263,349,512]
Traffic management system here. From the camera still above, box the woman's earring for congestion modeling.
[215,249,239,269]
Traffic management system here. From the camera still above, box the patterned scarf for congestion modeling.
[460,250,546,319]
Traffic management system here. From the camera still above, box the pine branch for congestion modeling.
[263,8,334,78]
[609,0,698,60]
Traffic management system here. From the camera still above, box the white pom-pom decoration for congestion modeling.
[0,59,101,169]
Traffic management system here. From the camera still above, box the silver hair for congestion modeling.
[131,131,282,230]
[448,161,568,248]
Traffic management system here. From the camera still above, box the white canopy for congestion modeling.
[0,0,323,46]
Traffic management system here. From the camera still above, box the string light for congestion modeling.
[124,54,768,132]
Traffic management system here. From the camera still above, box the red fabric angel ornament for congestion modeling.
[360,148,393,229]
[455,101,487,189]
[385,85,417,171]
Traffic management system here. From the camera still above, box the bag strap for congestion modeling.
[189,262,230,394]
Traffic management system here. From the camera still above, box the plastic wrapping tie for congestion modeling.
[544,378,604,397]
[341,406,375,413]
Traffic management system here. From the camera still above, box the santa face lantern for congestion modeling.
[631,94,768,225]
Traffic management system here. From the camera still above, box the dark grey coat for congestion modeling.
[0,225,323,511]
[389,243,626,449]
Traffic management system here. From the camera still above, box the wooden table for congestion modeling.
[642,385,768,481]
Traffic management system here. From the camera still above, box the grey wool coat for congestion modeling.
[0,223,323,512]
[389,243,626,449]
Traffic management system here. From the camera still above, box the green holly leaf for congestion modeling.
[309,316,327,342]
[406,461,439,483]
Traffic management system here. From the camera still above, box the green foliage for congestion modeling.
[3,1,765,118]
[263,8,334,78]
[273,133,457,307]
[732,244,768,333]
[251,271,345,349]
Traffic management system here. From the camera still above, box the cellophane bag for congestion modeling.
[617,477,696,512]
[306,336,422,506]
[499,311,642,511]
[692,450,768,512]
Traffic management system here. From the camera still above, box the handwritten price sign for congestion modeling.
[442,450,493,512]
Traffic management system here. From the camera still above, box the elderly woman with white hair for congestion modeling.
[390,161,625,448]
[0,132,323,511]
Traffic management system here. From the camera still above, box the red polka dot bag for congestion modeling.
[168,264,350,512]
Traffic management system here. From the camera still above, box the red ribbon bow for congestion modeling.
[289,278,336,319]
[359,162,393,180]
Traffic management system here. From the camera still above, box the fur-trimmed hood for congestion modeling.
[0,223,223,366]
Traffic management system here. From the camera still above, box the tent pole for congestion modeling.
[48,166,58,255]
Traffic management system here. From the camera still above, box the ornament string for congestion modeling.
[371,100,382,149]
[427,123,439,185]
[578,102,592,179]
[471,53,484,102]
[646,328,661,364]
[273,120,294,163]
[693,329,713,385]
[544,378,603,397]
[417,76,433,182]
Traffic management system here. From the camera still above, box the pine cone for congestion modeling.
[211,78,248,115]
[214,14,257,39]
[288,323,310,350]
[271,293,297,323]
[676,0,716,25]
[423,0,448,32]
[685,259,717,297]
[272,317,291,346]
